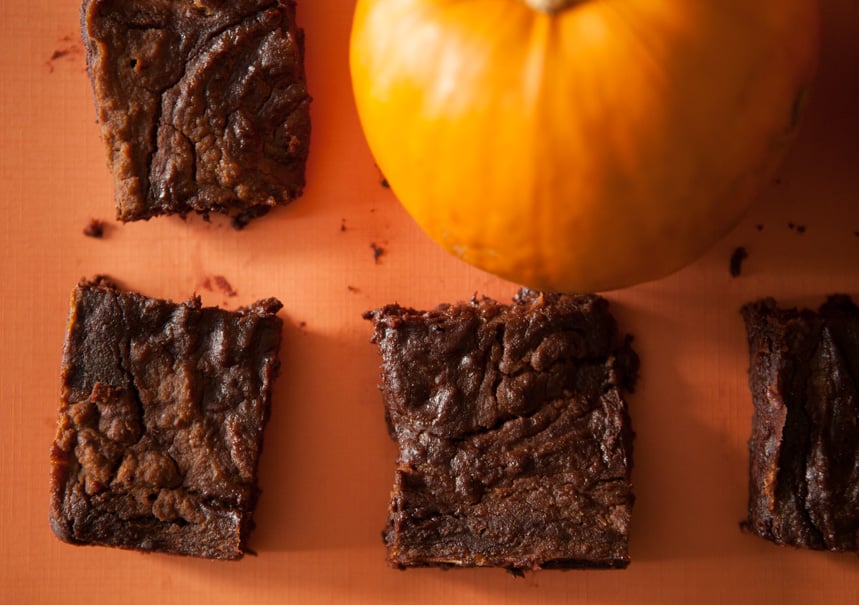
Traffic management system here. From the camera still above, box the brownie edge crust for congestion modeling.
[741,296,859,554]
[364,289,638,572]
[50,278,283,559]
[81,0,311,228]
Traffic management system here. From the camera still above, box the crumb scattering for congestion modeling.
[730,246,748,278]
[212,275,237,297]
[371,243,385,264]
[83,219,105,239]
[46,38,83,72]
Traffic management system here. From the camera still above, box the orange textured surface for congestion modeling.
[1,1,858,604]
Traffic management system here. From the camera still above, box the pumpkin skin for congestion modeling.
[349,0,820,292]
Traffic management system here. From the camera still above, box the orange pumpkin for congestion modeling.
[350,0,820,292]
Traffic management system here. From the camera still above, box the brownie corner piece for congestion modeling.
[49,278,283,559]
[81,0,311,227]
[741,295,859,553]
[365,289,638,572]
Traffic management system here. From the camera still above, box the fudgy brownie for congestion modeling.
[364,290,638,572]
[81,0,311,228]
[50,277,283,559]
[741,296,859,553]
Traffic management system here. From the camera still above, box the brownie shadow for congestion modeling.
[249,318,395,553]
[602,295,752,563]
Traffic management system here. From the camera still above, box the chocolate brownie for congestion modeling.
[81,0,311,228]
[50,277,283,559]
[741,296,859,553]
[364,290,638,572]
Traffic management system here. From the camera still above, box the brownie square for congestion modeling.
[741,296,859,553]
[364,290,638,572]
[49,278,283,559]
[81,0,311,228]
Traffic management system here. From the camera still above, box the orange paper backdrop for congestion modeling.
[1,1,857,604]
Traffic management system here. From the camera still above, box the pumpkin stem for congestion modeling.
[524,0,584,13]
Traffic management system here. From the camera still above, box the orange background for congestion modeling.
[1,1,858,604]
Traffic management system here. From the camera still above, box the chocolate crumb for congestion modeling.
[46,39,83,73]
[230,206,271,230]
[854,231,859,238]
[82,219,105,239]
[788,222,795,230]
[212,275,237,297]
[371,243,385,264]
[340,219,347,232]
[347,285,360,293]
[796,225,806,234]
[298,321,307,328]
[730,246,748,277]
[772,177,783,185]
[381,178,390,189]
[756,224,764,232]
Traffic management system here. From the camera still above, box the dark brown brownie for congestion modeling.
[364,290,638,572]
[81,0,311,227]
[741,296,859,553]
[50,277,283,559]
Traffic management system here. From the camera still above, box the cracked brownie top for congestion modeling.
[49,277,283,559]
[742,295,859,553]
[364,289,638,572]
[81,0,311,227]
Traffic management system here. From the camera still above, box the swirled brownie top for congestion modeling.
[81,0,311,228]
[49,277,283,559]
[365,289,638,573]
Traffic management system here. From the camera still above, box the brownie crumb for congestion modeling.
[347,285,360,293]
[340,219,347,232]
[756,224,764,232]
[50,49,71,61]
[796,225,806,234]
[298,321,307,328]
[46,39,83,72]
[371,243,385,264]
[230,206,272,231]
[788,222,795,230]
[730,247,749,277]
[212,275,237,297]
[854,231,859,238]
[381,178,390,189]
[82,219,105,239]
